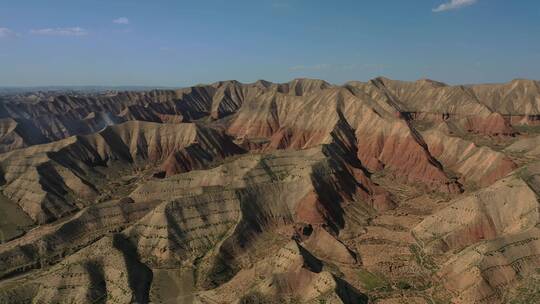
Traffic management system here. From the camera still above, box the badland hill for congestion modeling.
[1,77,540,303]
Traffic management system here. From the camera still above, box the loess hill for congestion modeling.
[0,77,540,303]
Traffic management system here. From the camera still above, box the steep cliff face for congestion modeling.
[1,77,540,304]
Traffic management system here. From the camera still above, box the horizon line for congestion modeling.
[1,76,538,90]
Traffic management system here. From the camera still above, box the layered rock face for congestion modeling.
[0,77,539,303]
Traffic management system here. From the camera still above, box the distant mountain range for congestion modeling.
[0,85,177,95]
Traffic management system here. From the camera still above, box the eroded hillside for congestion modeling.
[0,77,540,303]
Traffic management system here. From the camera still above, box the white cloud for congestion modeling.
[433,0,477,12]
[0,27,17,38]
[30,27,88,36]
[342,63,386,71]
[290,63,386,72]
[289,65,305,71]
[289,64,330,71]
[113,17,129,25]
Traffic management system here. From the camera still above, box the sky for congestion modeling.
[0,0,539,87]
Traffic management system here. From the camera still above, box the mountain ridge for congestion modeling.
[1,76,540,303]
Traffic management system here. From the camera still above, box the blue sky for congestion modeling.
[0,0,539,86]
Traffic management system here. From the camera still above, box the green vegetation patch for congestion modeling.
[410,244,438,271]
[514,124,540,135]
[357,269,391,292]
